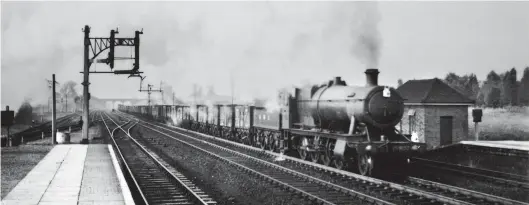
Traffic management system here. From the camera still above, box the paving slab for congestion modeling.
[1,144,134,205]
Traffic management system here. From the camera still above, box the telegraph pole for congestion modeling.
[80,25,144,144]
[46,79,59,113]
[52,74,57,144]
[81,25,90,144]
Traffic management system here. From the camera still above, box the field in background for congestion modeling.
[469,106,529,141]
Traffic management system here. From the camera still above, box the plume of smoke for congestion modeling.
[349,2,382,68]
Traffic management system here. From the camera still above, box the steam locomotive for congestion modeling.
[119,69,426,177]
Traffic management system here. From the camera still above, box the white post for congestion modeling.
[474,122,479,141]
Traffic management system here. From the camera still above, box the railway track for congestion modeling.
[411,157,529,189]
[116,111,521,205]
[404,177,529,205]
[462,144,529,158]
[101,112,217,205]
[131,118,387,204]
[1,112,93,146]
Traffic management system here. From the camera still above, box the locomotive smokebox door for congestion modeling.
[472,108,482,123]
[383,87,391,98]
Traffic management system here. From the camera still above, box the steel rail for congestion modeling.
[104,112,215,205]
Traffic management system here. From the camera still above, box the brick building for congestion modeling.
[396,78,474,149]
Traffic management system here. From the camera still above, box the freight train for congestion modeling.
[119,69,426,177]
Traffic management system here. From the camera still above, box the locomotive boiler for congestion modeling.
[303,69,404,138]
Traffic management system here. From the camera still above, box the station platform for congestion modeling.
[1,145,134,205]
[460,140,529,151]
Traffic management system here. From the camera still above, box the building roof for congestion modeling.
[397,78,474,104]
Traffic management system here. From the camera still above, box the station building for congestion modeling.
[396,78,474,149]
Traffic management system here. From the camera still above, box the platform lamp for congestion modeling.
[472,108,483,141]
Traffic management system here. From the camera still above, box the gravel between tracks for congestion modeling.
[149,124,413,204]
[1,145,54,198]
[412,165,529,203]
[132,125,308,205]
[145,121,529,205]
[421,146,529,176]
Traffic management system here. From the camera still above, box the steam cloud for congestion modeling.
[2,2,385,110]
[349,2,382,68]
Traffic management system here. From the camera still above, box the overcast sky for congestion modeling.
[2,1,528,110]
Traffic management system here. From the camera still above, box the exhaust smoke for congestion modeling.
[350,2,382,68]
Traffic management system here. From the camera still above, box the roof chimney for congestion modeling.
[365,68,379,87]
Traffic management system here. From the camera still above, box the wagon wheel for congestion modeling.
[358,154,373,176]
[259,133,267,150]
[298,137,309,161]
[321,139,334,166]
[243,132,251,145]
[267,133,276,152]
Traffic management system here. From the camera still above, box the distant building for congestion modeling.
[396,78,474,149]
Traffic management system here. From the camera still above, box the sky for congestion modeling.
[2,1,529,110]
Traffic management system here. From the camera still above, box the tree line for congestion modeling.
[398,67,529,108]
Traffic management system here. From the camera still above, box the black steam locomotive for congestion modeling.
[119,69,426,177]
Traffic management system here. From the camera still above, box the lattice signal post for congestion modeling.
[139,81,162,106]
[80,25,145,144]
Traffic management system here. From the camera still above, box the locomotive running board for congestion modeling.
[288,129,365,142]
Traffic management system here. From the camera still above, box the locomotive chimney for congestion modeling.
[334,77,341,85]
[365,68,379,87]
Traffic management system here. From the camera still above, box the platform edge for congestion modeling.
[108,144,135,205]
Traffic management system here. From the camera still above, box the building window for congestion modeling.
[408,109,416,134]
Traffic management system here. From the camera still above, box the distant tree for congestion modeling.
[443,72,480,100]
[444,72,466,95]
[466,74,480,100]
[478,71,502,107]
[397,79,404,87]
[486,71,501,83]
[519,67,529,106]
[14,101,33,125]
[500,68,518,106]
[486,87,502,108]
[74,96,81,112]
[476,89,486,106]
[59,81,78,112]
[509,68,518,106]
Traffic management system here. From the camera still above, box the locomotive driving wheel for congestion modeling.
[321,139,334,166]
[298,137,309,161]
[309,152,319,163]
[358,154,374,176]
[334,158,345,170]
[309,136,321,163]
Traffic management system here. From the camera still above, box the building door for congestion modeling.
[440,116,453,146]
